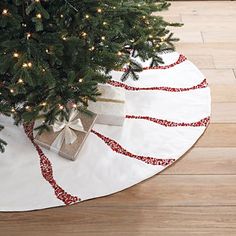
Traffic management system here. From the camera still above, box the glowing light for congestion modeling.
[101,36,105,40]
[59,105,64,110]
[26,33,31,39]
[2,9,8,15]
[160,37,165,42]
[18,78,23,83]
[85,14,90,19]
[10,89,14,93]
[89,46,95,51]
[13,52,19,58]
[36,13,42,19]
[82,32,87,37]
[97,8,102,13]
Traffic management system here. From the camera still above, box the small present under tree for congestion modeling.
[0,0,181,152]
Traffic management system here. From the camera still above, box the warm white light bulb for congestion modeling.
[36,13,42,19]
[82,32,87,37]
[18,78,23,83]
[13,52,19,58]
[26,33,31,39]
[89,46,95,51]
[2,9,8,15]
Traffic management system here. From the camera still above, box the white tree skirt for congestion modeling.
[0,52,211,212]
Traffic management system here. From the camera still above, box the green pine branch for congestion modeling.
[0,0,181,152]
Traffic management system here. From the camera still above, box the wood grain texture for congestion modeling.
[1,2,236,236]
[202,69,236,85]
[162,148,236,175]
[1,206,236,236]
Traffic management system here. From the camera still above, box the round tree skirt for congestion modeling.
[0,52,211,212]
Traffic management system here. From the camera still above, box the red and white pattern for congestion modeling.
[0,52,211,211]
[23,123,80,205]
[125,115,210,127]
[91,129,175,166]
[117,54,187,72]
[108,78,208,92]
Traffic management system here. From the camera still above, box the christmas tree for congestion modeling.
[0,0,181,152]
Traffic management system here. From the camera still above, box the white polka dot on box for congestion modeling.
[0,52,211,212]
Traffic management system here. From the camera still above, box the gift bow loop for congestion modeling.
[51,110,85,152]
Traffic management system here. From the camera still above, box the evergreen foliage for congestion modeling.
[0,0,181,152]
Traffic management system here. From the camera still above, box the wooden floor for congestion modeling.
[1,2,236,235]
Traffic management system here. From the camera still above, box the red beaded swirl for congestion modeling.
[117,54,187,72]
[126,115,210,127]
[91,129,175,166]
[108,78,208,92]
[23,123,81,205]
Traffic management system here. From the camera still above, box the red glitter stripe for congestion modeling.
[117,54,187,72]
[91,129,175,166]
[108,79,208,92]
[23,123,80,205]
[126,115,210,127]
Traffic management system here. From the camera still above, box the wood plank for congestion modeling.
[196,124,236,147]
[203,31,236,43]
[152,13,182,23]
[181,15,236,32]
[176,43,236,56]
[213,55,236,69]
[202,69,236,85]
[176,43,236,69]
[160,1,236,16]
[187,55,215,68]
[211,85,236,102]
[162,147,236,175]
[19,175,235,207]
[1,206,236,236]
[172,29,203,43]
[211,103,236,123]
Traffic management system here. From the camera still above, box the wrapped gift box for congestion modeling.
[34,110,97,161]
[88,84,126,126]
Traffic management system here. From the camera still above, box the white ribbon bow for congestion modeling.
[50,109,85,152]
